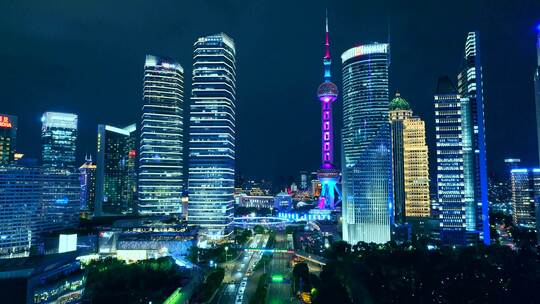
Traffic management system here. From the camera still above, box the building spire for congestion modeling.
[323,9,332,81]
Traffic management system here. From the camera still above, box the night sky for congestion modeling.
[1,0,539,186]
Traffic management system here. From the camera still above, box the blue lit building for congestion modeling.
[535,25,540,164]
[0,165,42,258]
[138,55,184,216]
[510,168,540,228]
[40,112,80,235]
[456,31,490,245]
[0,252,85,304]
[95,124,137,215]
[434,76,468,244]
[341,43,393,244]
[41,112,77,170]
[188,33,236,239]
[78,155,96,213]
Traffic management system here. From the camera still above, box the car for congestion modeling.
[239,286,246,293]
[242,277,248,282]
[236,294,243,303]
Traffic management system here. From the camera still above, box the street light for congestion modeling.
[225,246,229,262]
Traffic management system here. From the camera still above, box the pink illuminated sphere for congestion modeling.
[317,81,338,102]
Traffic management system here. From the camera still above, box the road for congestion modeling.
[266,232,293,304]
[213,234,269,304]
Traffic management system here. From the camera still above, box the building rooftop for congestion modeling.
[0,252,79,279]
[389,92,411,111]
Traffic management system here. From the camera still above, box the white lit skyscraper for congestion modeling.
[434,76,468,244]
[138,55,184,216]
[341,43,393,244]
[188,33,236,239]
[41,112,77,169]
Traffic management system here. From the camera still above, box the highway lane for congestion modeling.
[213,234,268,304]
[266,232,293,304]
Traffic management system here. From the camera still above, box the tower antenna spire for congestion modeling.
[323,9,332,81]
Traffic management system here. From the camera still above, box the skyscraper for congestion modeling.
[534,24,540,164]
[96,124,137,215]
[0,165,42,257]
[40,112,80,234]
[510,168,540,228]
[434,77,466,243]
[0,114,17,165]
[188,33,237,239]
[41,112,77,169]
[316,13,340,210]
[456,31,490,245]
[138,55,184,216]
[389,93,430,224]
[341,43,393,244]
[79,155,96,213]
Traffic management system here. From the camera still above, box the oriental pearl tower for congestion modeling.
[316,11,340,210]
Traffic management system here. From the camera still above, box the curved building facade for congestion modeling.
[341,43,393,244]
[188,33,236,239]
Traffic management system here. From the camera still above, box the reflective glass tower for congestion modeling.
[510,168,540,228]
[457,31,490,245]
[341,43,393,244]
[188,33,236,239]
[41,112,77,169]
[40,112,80,234]
[138,55,184,216]
[96,124,137,215]
[79,155,96,213]
[316,13,340,210]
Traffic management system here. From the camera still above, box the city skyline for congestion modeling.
[1,1,539,184]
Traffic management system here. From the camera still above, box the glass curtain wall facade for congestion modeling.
[389,93,411,224]
[456,31,490,245]
[188,33,236,239]
[535,26,540,165]
[0,114,17,165]
[341,43,393,244]
[510,168,540,228]
[0,165,42,257]
[40,112,80,234]
[96,124,137,215]
[79,156,96,213]
[138,55,184,216]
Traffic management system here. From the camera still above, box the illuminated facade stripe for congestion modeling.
[341,43,392,244]
[456,31,490,245]
[188,33,236,239]
[138,55,184,215]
